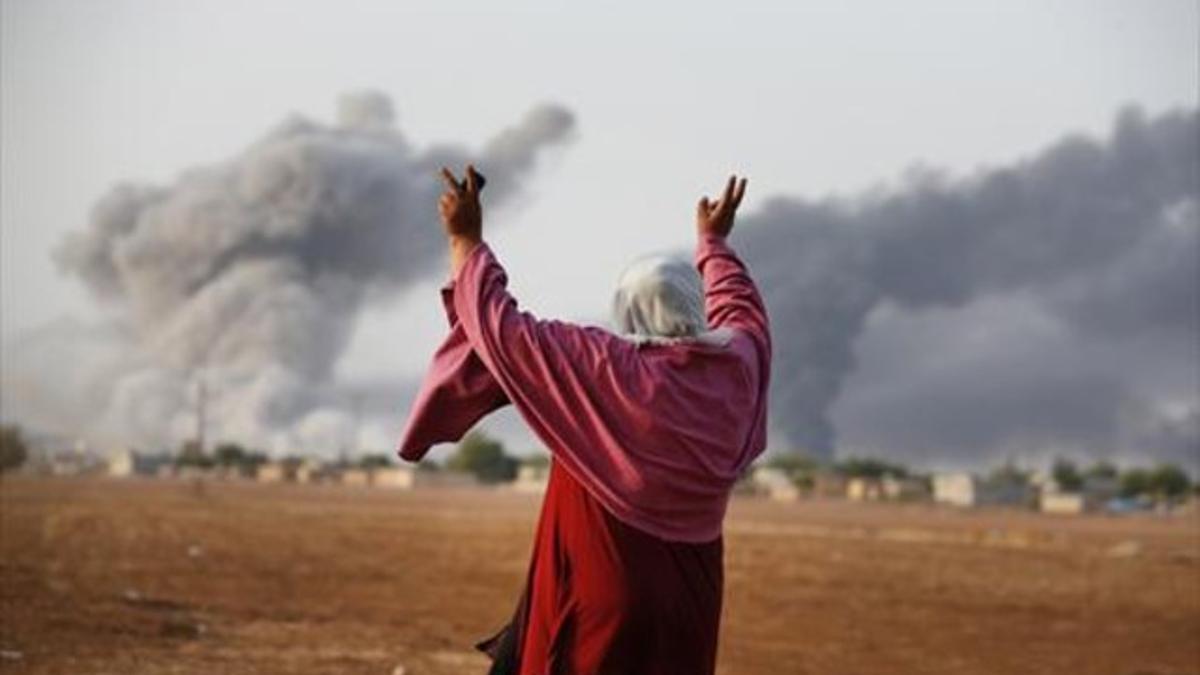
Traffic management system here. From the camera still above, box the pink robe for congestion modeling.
[477,459,725,674]
[398,234,771,543]
[399,235,770,672]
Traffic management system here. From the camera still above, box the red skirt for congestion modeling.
[478,462,724,674]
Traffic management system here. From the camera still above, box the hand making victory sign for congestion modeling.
[439,166,747,274]
[439,164,486,276]
[696,174,748,239]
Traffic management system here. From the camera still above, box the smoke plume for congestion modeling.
[39,91,574,453]
[739,106,1198,467]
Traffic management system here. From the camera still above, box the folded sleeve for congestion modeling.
[396,282,510,462]
[449,243,648,497]
[695,234,771,459]
[695,234,771,358]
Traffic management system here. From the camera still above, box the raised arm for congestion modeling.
[396,166,501,461]
[694,175,770,350]
[427,166,649,500]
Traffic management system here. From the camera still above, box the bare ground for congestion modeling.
[1,477,1197,674]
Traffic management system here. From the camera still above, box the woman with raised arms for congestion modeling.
[399,165,771,675]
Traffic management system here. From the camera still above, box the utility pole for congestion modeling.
[195,373,208,455]
[349,391,364,461]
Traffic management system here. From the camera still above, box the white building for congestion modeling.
[933,472,1033,508]
[1040,491,1087,515]
[1036,474,1119,515]
[751,467,801,501]
[933,473,977,506]
[882,476,929,501]
[846,477,884,501]
[293,460,319,484]
[107,449,171,478]
[511,463,549,494]
[373,466,417,489]
[256,463,283,482]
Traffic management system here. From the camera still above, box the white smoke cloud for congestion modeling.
[6,91,575,455]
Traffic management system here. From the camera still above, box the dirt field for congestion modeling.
[1,477,1197,675]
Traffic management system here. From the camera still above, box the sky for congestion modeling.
[2,0,1197,468]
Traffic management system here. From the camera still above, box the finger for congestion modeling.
[720,175,736,209]
[465,164,479,195]
[697,197,710,216]
[440,167,463,193]
[733,177,748,208]
[465,165,487,193]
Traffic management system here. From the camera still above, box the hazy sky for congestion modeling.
[2,0,1196,462]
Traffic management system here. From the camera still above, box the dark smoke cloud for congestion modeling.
[739,106,1198,468]
[19,91,575,452]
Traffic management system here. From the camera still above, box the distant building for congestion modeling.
[173,465,212,481]
[107,449,172,478]
[934,472,1034,508]
[811,471,847,499]
[846,477,885,501]
[414,470,478,489]
[1036,474,1119,515]
[107,449,136,477]
[293,460,318,484]
[254,458,317,483]
[1040,491,1087,515]
[844,475,929,502]
[35,438,106,477]
[303,462,341,484]
[751,467,801,501]
[882,476,930,501]
[340,468,372,487]
[933,473,977,506]
[252,461,480,488]
[511,463,549,494]
[256,462,289,483]
[373,466,417,489]
[374,466,479,489]
[1082,476,1120,504]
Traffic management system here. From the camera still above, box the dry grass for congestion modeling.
[1,477,1197,674]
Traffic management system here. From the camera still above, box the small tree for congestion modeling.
[988,460,1032,485]
[214,442,247,467]
[358,453,393,469]
[0,424,28,473]
[213,443,269,476]
[176,440,213,468]
[767,453,818,489]
[447,430,518,484]
[244,451,269,471]
[1051,457,1084,492]
[836,457,907,480]
[521,453,550,470]
[1119,467,1151,498]
[1148,464,1191,500]
[1085,461,1119,481]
